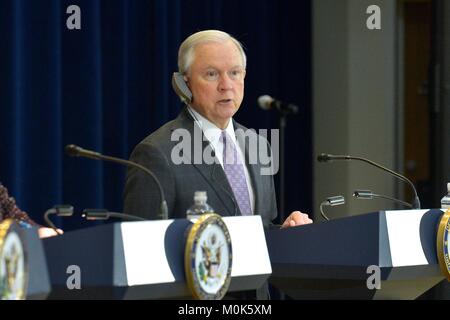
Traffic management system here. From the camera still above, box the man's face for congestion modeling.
[185,40,246,129]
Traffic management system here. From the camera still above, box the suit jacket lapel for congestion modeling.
[170,107,236,216]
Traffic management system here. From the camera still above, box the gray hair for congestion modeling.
[178,30,247,75]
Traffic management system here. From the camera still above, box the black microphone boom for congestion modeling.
[353,189,413,209]
[258,95,299,115]
[317,153,421,209]
[65,144,169,220]
[82,209,146,221]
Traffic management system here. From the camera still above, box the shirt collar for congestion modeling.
[188,106,237,146]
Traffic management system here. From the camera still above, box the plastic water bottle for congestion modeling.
[186,191,214,219]
[441,183,450,209]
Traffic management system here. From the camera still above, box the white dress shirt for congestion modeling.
[187,106,255,214]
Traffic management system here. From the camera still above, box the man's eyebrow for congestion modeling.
[201,65,243,70]
[202,65,218,69]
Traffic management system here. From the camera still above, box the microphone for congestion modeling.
[258,95,299,115]
[82,209,146,221]
[44,205,74,235]
[317,153,421,209]
[65,144,169,220]
[319,195,345,221]
[352,189,413,209]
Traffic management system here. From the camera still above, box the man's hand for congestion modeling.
[281,211,313,229]
[38,227,63,238]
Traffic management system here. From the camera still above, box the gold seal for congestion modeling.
[437,209,450,281]
[184,213,232,300]
[0,219,28,299]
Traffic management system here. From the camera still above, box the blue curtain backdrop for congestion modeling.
[0,0,312,231]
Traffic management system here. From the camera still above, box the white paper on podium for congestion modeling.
[121,220,177,286]
[222,216,272,277]
[385,209,443,267]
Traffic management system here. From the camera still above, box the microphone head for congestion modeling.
[258,95,274,110]
[317,153,331,162]
[82,209,110,220]
[53,205,74,217]
[326,195,345,206]
[65,144,81,157]
[352,190,373,199]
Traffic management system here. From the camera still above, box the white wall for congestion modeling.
[313,0,398,219]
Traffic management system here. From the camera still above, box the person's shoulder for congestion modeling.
[128,120,178,163]
[139,119,177,146]
[135,109,192,151]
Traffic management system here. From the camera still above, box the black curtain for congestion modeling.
[0,0,311,231]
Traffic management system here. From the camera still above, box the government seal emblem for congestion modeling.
[437,209,450,281]
[0,219,28,300]
[185,213,232,300]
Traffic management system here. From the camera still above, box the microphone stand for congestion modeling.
[278,107,299,222]
[276,108,298,302]
[259,96,299,222]
[279,114,286,222]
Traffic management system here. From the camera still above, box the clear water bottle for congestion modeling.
[441,183,450,209]
[186,191,214,219]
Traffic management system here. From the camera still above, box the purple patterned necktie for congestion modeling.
[220,130,252,215]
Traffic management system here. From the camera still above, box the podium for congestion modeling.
[266,209,446,299]
[23,228,51,299]
[43,216,271,299]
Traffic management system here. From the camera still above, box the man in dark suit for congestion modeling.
[123,29,312,228]
[123,29,312,300]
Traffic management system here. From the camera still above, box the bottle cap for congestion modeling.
[194,191,207,202]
